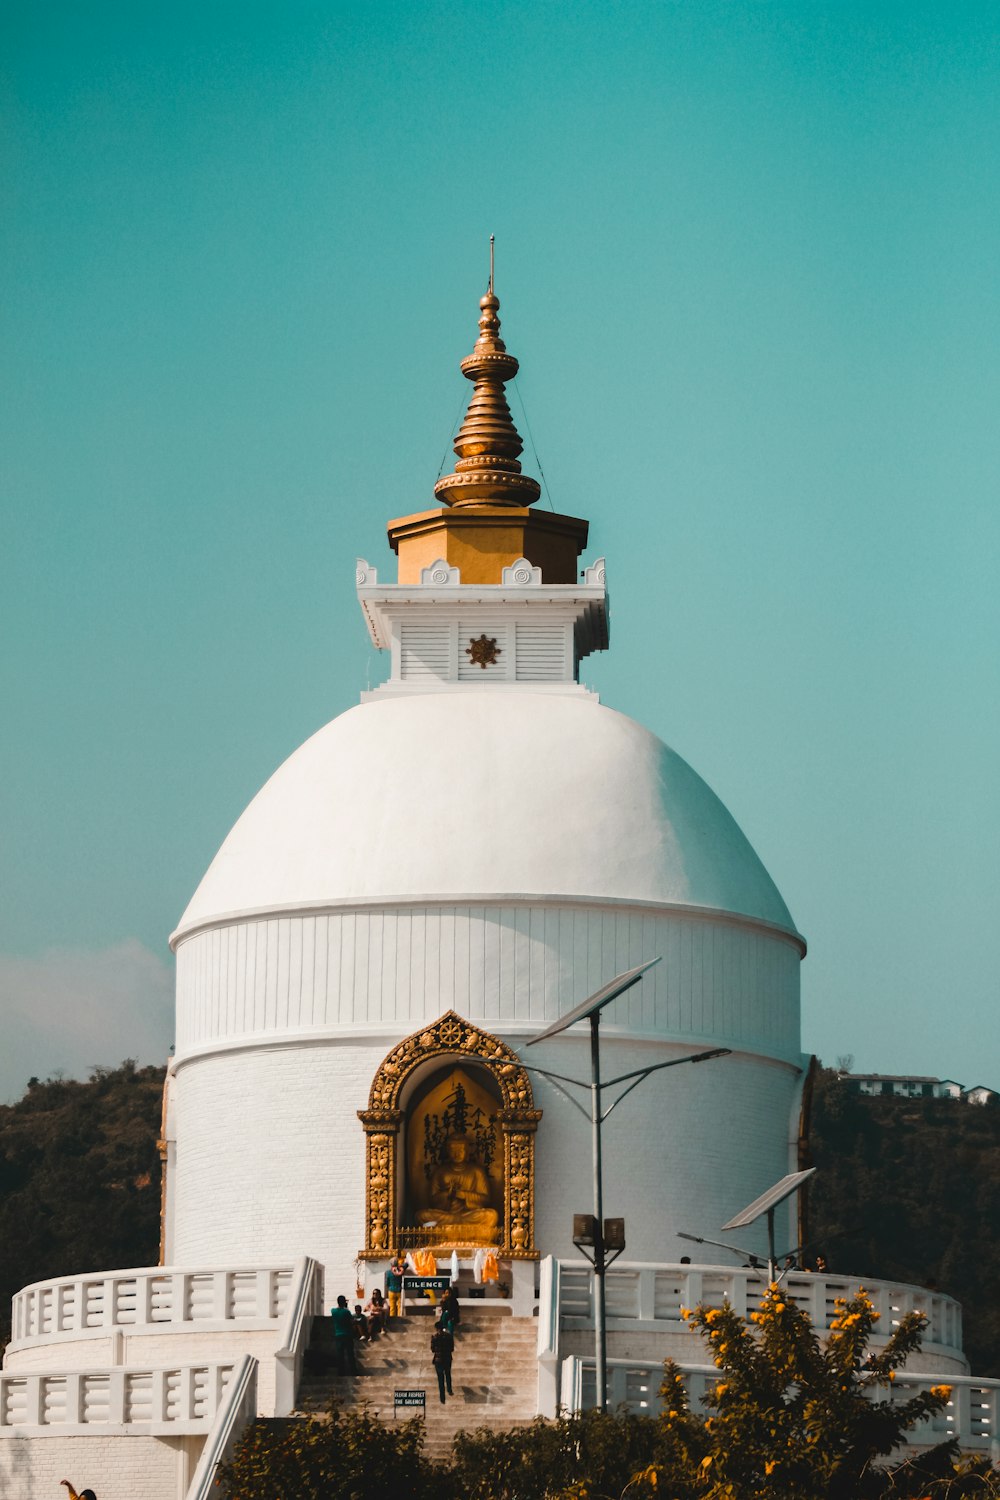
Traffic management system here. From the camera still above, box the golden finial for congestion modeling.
[433,252,541,510]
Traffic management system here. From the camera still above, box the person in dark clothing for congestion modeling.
[331,1294,359,1374]
[430,1319,454,1403]
[353,1303,371,1341]
[440,1285,461,1337]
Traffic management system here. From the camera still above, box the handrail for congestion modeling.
[552,1260,963,1363]
[537,1256,559,1360]
[274,1256,323,1417]
[186,1355,258,1500]
[558,1356,1000,1453]
[9,1263,297,1349]
[0,1359,241,1435]
[276,1257,322,1357]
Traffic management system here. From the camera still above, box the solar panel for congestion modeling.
[721,1168,816,1230]
[526,957,662,1046]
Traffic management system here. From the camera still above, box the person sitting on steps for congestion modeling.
[365,1286,388,1336]
[352,1303,371,1342]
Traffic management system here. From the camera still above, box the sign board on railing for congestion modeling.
[402,1275,451,1292]
[394,1388,426,1414]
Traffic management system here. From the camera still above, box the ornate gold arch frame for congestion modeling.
[358,1011,542,1259]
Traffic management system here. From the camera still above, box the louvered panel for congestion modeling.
[400,622,450,678]
[515,622,567,680]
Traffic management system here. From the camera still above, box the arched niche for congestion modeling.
[358,1011,541,1259]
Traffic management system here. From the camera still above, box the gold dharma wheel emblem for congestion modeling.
[466,634,501,669]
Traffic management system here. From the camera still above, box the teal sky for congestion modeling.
[2,0,998,1101]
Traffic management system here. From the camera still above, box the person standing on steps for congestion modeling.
[330,1294,359,1375]
[430,1318,454,1403]
[386,1255,405,1319]
[440,1284,461,1337]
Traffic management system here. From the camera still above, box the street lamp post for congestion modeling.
[523,960,731,1412]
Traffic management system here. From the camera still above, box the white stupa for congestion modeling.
[164,280,806,1295]
[2,280,988,1500]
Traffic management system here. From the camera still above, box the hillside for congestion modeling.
[0,1060,165,1347]
[806,1063,1000,1378]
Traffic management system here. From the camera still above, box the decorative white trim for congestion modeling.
[419,558,461,586]
[169,1032,804,1076]
[356,578,609,666]
[502,556,542,585]
[584,556,607,587]
[355,558,377,586]
[171,893,806,953]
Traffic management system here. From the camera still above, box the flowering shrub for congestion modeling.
[629,1284,987,1500]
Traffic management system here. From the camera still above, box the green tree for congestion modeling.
[807,1065,1000,1378]
[0,1061,164,1349]
[450,1408,660,1500]
[217,1403,441,1500]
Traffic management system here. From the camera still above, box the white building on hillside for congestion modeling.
[3,280,997,1497]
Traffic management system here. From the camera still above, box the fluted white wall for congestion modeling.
[174,901,802,1064]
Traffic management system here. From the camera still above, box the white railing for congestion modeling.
[560,1358,1000,1455]
[186,1355,258,1500]
[552,1260,964,1363]
[9,1264,295,1350]
[274,1256,324,1417]
[0,1360,240,1436]
[894,1374,1000,1455]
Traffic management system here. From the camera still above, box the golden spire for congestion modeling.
[433,271,541,510]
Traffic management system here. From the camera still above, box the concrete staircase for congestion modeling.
[295,1303,540,1461]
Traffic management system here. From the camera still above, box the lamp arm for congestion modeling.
[602,1048,730,1089]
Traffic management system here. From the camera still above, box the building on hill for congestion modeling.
[842,1074,965,1100]
[841,1073,996,1103]
[3,277,998,1498]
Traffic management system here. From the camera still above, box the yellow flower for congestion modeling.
[764,1460,777,1476]
[773,1303,785,1313]
[715,1383,728,1397]
[705,1309,721,1323]
[699,1455,713,1471]
[889,1371,896,1382]
[930,1385,952,1401]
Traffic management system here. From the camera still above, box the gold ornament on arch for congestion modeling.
[358,1012,541,1260]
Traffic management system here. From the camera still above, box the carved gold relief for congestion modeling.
[465,633,501,669]
[359,1012,541,1259]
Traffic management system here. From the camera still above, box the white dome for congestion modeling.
[173,692,798,942]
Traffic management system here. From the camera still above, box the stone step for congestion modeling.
[295,1312,540,1460]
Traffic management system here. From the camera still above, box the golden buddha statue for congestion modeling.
[416,1134,499,1241]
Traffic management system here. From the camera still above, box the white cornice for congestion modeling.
[169,892,807,955]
